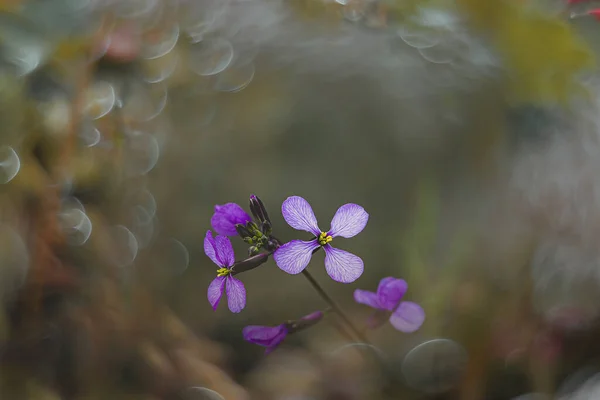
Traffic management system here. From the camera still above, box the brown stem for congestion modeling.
[301,269,370,344]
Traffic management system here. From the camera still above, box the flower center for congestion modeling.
[216,267,231,277]
[318,231,333,246]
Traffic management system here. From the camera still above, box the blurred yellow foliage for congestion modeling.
[456,0,595,104]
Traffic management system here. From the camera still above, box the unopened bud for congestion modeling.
[249,195,271,226]
[231,253,269,275]
[286,311,324,334]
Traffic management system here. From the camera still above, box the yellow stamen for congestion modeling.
[217,267,231,277]
[318,231,333,246]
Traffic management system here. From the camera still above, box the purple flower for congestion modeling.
[273,196,369,283]
[243,311,324,353]
[354,277,425,332]
[205,230,246,313]
[242,324,288,354]
[210,203,252,236]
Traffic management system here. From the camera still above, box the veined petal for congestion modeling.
[207,276,226,310]
[281,196,321,235]
[204,230,222,266]
[273,240,319,275]
[226,276,246,313]
[215,235,235,267]
[353,289,381,309]
[329,203,369,238]
[242,325,288,347]
[377,277,408,311]
[211,203,252,236]
[389,301,425,333]
[323,245,364,283]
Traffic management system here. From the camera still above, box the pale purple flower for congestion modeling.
[243,311,324,353]
[273,196,369,283]
[210,203,252,236]
[205,230,246,313]
[354,277,425,332]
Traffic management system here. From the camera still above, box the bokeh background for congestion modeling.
[2,0,600,399]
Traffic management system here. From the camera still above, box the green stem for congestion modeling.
[301,269,370,344]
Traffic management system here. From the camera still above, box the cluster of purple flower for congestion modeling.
[205,195,425,353]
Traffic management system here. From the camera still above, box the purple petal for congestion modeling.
[328,203,369,238]
[323,245,364,283]
[211,203,252,236]
[353,289,381,309]
[301,311,324,322]
[243,324,288,348]
[389,301,425,333]
[281,196,321,235]
[215,235,235,267]
[377,277,408,311]
[273,240,319,275]
[207,276,226,310]
[204,230,222,266]
[226,276,246,313]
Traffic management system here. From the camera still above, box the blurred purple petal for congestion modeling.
[377,277,408,311]
[211,203,252,236]
[226,276,246,313]
[389,301,425,333]
[323,245,364,283]
[329,203,369,238]
[273,239,319,275]
[204,230,222,266]
[207,276,226,310]
[243,324,288,348]
[215,235,235,267]
[353,289,381,309]
[281,196,321,235]
[301,311,324,322]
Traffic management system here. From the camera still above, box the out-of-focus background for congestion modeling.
[3,0,600,399]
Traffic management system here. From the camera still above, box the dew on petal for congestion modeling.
[0,146,20,183]
[182,387,225,400]
[401,339,468,394]
[188,38,234,77]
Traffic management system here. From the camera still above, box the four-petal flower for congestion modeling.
[205,230,247,313]
[273,196,369,283]
[243,311,324,353]
[354,277,425,332]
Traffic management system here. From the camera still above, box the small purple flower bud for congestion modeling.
[211,203,252,236]
[286,311,324,334]
[249,194,271,225]
[232,252,269,275]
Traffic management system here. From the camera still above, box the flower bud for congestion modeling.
[249,195,271,226]
[286,311,324,334]
[231,252,269,275]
